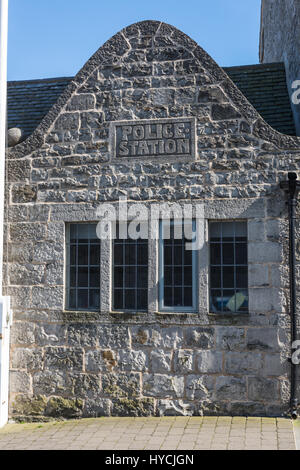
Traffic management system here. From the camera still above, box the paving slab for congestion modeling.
[0,416,296,450]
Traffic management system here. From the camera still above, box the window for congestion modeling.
[66,224,100,310]
[159,219,197,312]
[113,224,148,311]
[209,221,248,313]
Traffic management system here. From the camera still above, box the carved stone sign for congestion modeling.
[112,117,195,159]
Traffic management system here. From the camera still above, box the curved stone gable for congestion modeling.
[8,20,300,160]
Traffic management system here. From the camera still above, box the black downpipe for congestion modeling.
[280,172,300,419]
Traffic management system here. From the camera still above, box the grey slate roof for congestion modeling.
[224,62,296,136]
[7,62,296,140]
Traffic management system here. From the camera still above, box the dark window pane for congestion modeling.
[67,224,100,311]
[137,289,148,310]
[137,244,148,265]
[78,267,88,287]
[69,289,76,309]
[236,267,248,288]
[124,290,135,310]
[173,245,182,265]
[78,290,89,309]
[223,266,234,288]
[77,225,90,244]
[236,243,247,265]
[235,222,247,241]
[70,267,76,287]
[210,223,221,241]
[114,244,123,265]
[164,267,173,286]
[164,287,173,306]
[78,245,88,265]
[113,224,148,311]
[161,220,195,310]
[70,225,77,243]
[210,243,221,265]
[209,221,248,313]
[174,287,183,306]
[184,266,192,286]
[184,249,192,266]
[114,267,123,288]
[90,290,100,309]
[222,243,234,265]
[89,267,100,288]
[164,246,172,265]
[211,267,221,288]
[90,245,100,265]
[183,287,193,307]
[125,244,136,265]
[222,222,235,241]
[125,266,136,287]
[174,267,182,286]
[137,266,147,288]
[70,245,77,265]
[114,289,123,310]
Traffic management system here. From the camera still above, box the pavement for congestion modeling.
[0,416,297,450]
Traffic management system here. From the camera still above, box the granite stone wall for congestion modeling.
[4,20,300,420]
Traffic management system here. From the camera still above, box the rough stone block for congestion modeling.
[98,325,130,349]
[143,374,184,398]
[262,354,288,376]
[111,398,155,417]
[173,349,194,373]
[248,265,269,287]
[118,349,148,372]
[10,223,46,242]
[216,327,245,351]
[215,376,246,400]
[157,399,195,416]
[45,397,83,418]
[68,323,99,348]
[9,264,45,286]
[10,322,35,345]
[150,349,172,373]
[33,370,68,396]
[9,371,31,394]
[102,372,141,398]
[85,350,117,373]
[131,326,161,347]
[185,327,215,349]
[224,352,262,374]
[44,347,84,371]
[185,375,215,400]
[68,372,101,399]
[83,398,112,417]
[35,324,67,346]
[247,328,282,352]
[248,377,279,401]
[11,348,43,370]
[197,351,223,373]
[11,394,47,417]
[248,242,282,263]
[32,286,63,309]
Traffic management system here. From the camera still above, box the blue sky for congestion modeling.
[7,0,262,81]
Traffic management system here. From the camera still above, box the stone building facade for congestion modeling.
[4,20,300,420]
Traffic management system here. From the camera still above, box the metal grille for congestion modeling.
[209,221,248,313]
[159,220,197,311]
[67,224,100,311]
[113,224,148,311]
